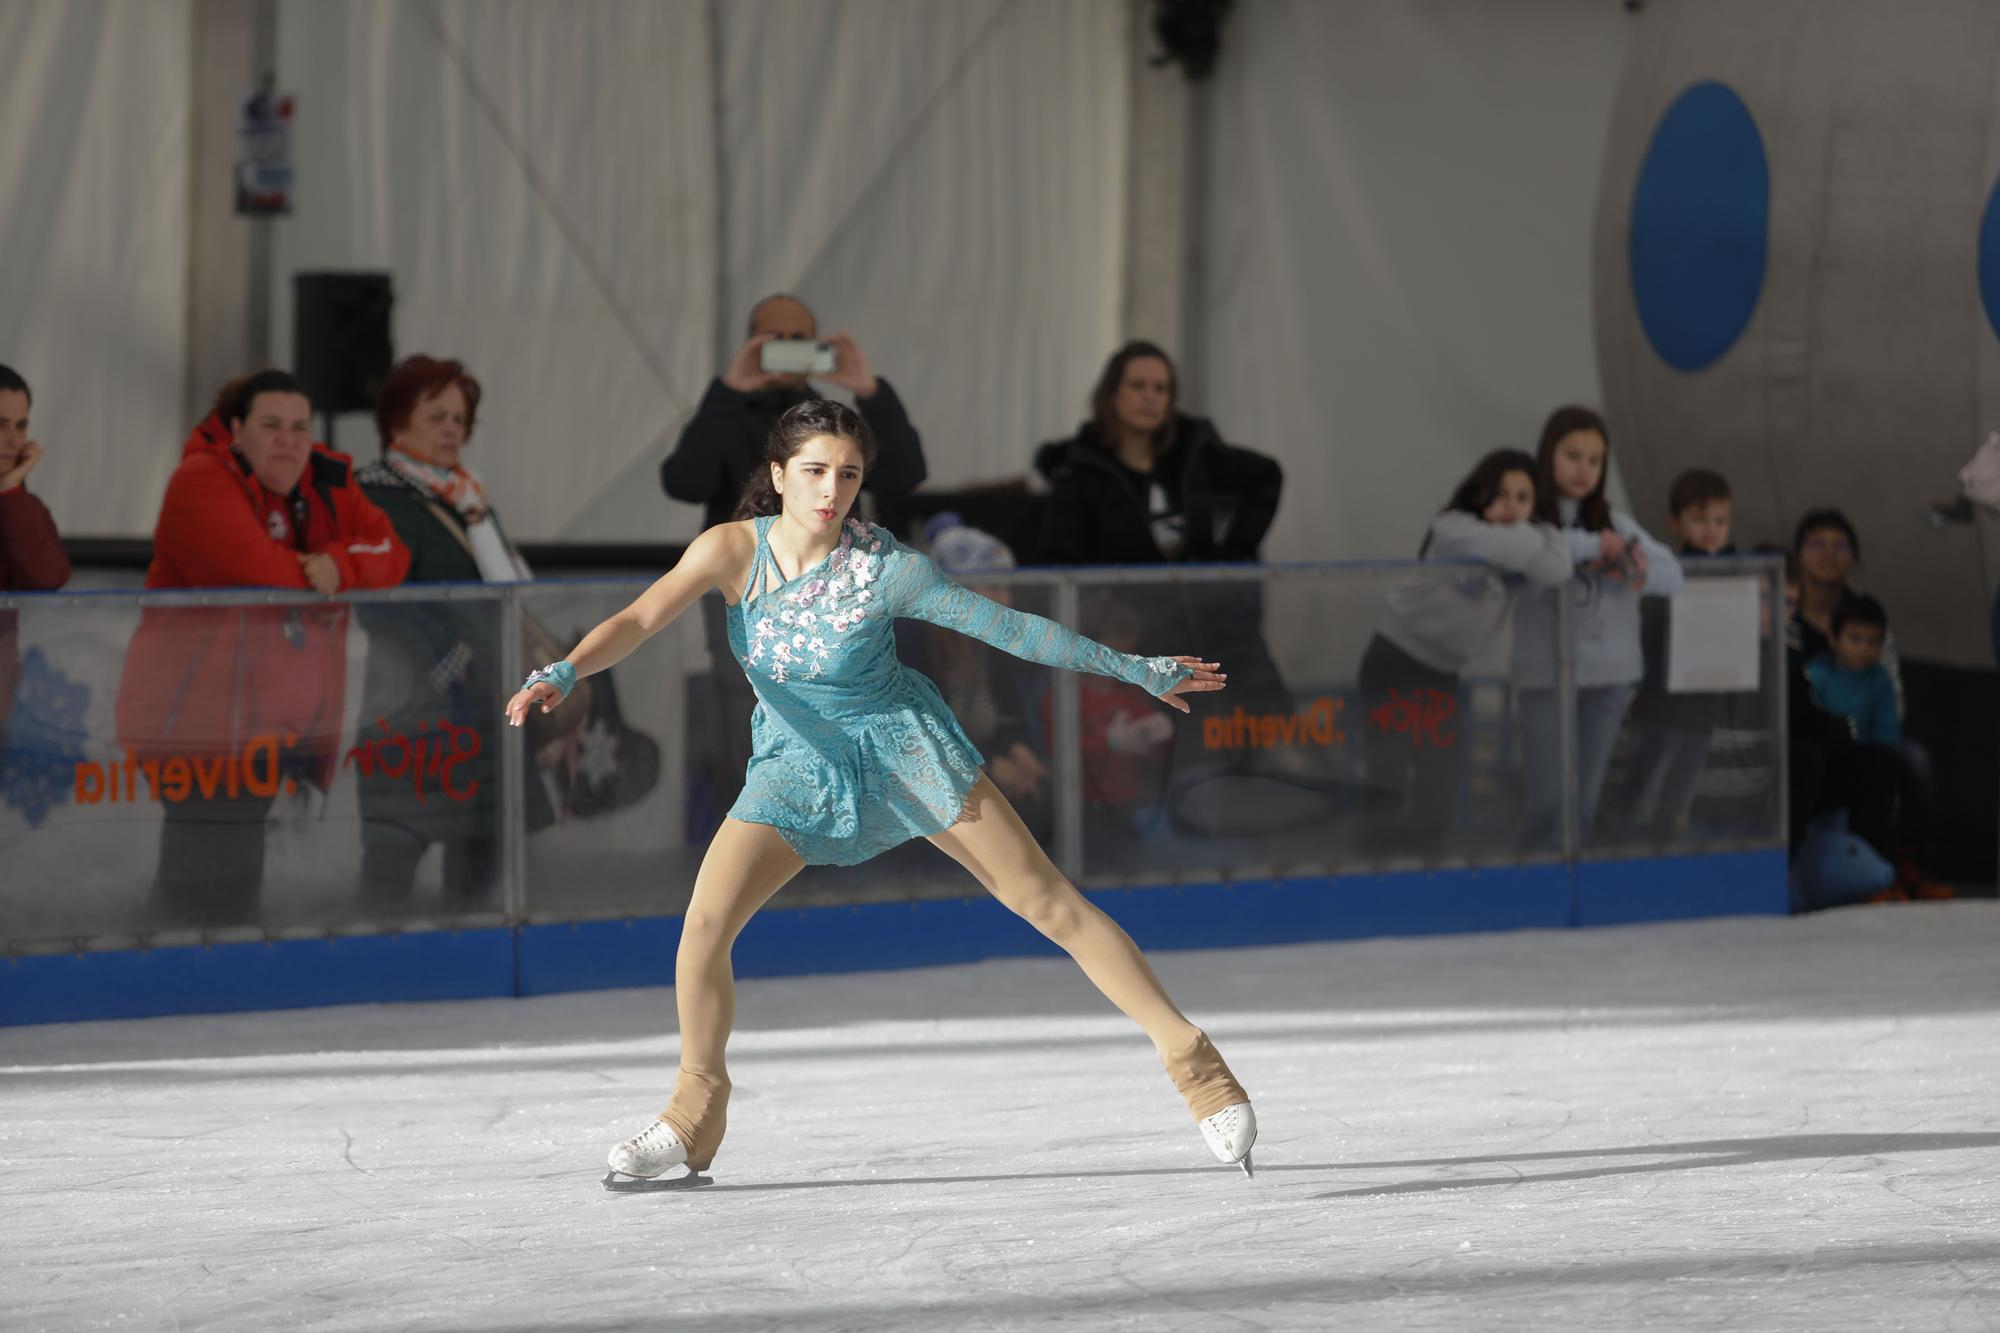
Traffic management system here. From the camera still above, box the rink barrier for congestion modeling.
[1,559,1791,1026]
[1,852,1785,1023]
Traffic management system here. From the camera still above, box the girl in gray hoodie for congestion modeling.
[1358,449,1572,850]
[1512,407,1683,845]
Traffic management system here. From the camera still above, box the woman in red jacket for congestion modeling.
[115,370,409,927]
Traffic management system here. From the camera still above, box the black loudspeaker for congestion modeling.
[292,271,394,415]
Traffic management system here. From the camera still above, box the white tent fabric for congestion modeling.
[714,0,1129,515]
[267,0,1127,545]
[0,0,190,539]
[271,0,720,546]
[1198,0,1635,563]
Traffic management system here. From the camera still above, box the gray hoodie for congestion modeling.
[1378,512,1574,674]
[1512,498,1684,690]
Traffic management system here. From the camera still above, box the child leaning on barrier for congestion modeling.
[1356,448,1572,850]
[1511,407,1684,846]
[1615,469,1736,838]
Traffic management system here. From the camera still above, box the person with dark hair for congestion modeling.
[1034,342,1291,773]
[1785,508,1940,895]
[1513,406,1683,844]
[1807,595,1898,748]
[1034,341,1281,566]
[510,398,1256,1187]
[1616,468,1738,838]
[0,363,72,755]
[113,370,409,926]
[0,364,67,593]
[663,296,928,826]
[352,356,534,902]
[1356,449,1571,852]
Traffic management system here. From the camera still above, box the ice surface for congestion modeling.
[3,904,1997,1330]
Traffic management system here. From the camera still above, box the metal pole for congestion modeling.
[499,590,528,935]
[1556,588,1580,863]
[1051,576,1085,878]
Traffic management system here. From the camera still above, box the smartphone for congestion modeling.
[761,340,835,375]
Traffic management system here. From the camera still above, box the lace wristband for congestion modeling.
[522,660,577,701]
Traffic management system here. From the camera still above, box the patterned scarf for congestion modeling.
[386,445,488,520]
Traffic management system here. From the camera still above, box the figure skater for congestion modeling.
[505,400,1256,1185]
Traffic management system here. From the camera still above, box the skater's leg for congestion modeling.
[658,818,802,1168]
[929,775,1256,1166]
[610,817,801,1180]
[675,817,804,1071]
[928,774,1196,1053]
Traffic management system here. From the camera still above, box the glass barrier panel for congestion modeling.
[0,589,506,948]
[1583,558,1787,858]
[513,579,701,921]
[1063,563,1571,882]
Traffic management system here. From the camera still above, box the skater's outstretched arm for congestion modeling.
[879,537,1226,714]
[504,523,746,726]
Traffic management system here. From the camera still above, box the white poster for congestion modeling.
[1666,576,1762,693]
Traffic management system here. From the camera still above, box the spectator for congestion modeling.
[1034,341,1280,566]
[1787,508,1939,894]
[355,355,544,904]
[919,513,1053,835]
[0,364,71,751]
[661,293,927,529]
[1357,448,1570,852]
[662,295,926,824]
[1806,595,1899,747]
[1034,342,1291,759]
[1618,468,1736,838]
[114,370,409,927]
[1513,406,1683,844]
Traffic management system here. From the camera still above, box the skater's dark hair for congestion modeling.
[0,363,29,404]
[1421,448,1539,555]
[1832,592,1887,637]
[1090,340,1179,455]
[732,399,878,520]
[1532,404,1613,533]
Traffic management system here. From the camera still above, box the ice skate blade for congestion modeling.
[1237,1150,1254,1179]
[602,1167,714,1193]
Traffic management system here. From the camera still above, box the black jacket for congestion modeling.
[660,376,928,529]
[1032,415,1281,564]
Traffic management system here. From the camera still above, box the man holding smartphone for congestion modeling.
[660,293,927,529]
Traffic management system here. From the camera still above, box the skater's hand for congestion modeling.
[504,681,564,727]
[1158,657,1225,713]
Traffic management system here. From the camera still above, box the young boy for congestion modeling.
[1805,595,1899,748]
[1618,470,1735,838]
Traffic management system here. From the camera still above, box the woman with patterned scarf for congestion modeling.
[355,355,535,906]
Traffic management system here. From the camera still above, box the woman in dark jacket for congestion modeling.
[1033,342,1294,763]
[1034,341,1281,566]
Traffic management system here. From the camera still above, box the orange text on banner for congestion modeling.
[1201,697,1345,749]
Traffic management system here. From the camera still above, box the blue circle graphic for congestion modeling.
[1979,177,2000,344]
[1628,81,1769,372]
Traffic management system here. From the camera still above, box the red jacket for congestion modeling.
[0,482,71,736]
[114,416,410,776]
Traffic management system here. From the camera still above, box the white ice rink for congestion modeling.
[4,904,1997,1331]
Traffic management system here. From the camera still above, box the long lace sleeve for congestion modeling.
[878,536,1190,697]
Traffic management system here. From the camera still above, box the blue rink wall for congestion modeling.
[0,851,1785,1026]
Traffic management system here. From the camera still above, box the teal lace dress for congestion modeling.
[725,516,1190,865]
